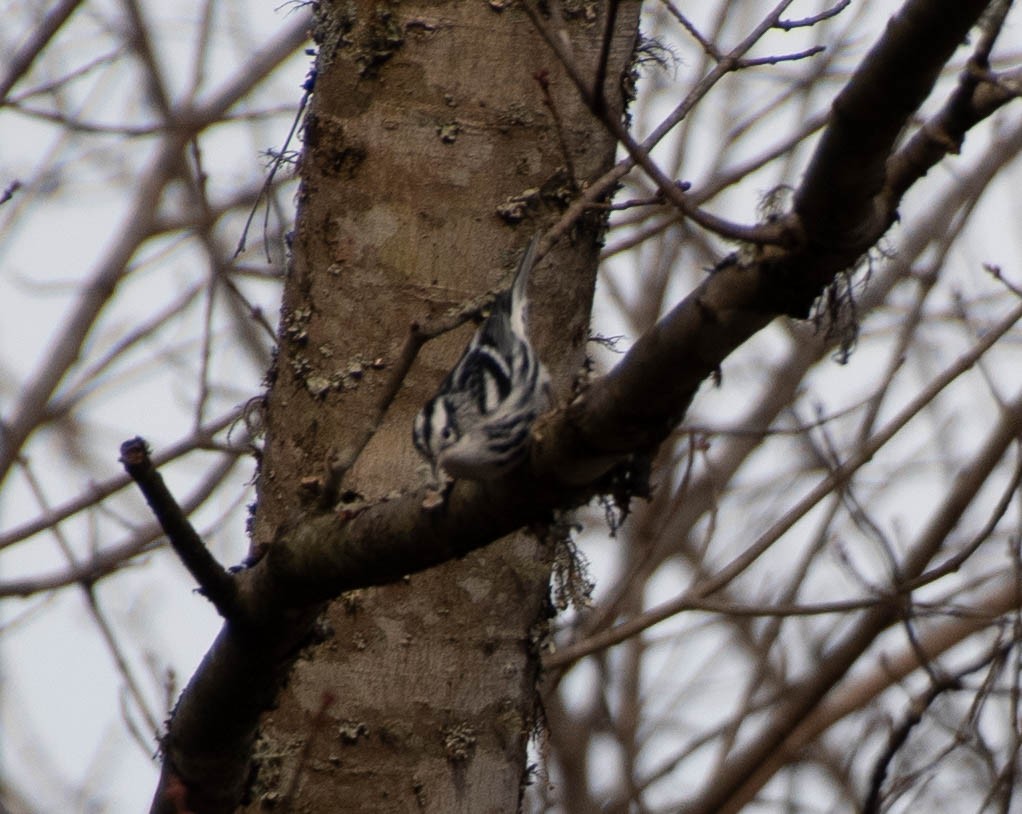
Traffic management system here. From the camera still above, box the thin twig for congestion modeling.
[737,46,825,68]
[236,65,314,259]
[775,0,852,31]
[317,325,428,508]
[662,2,721,60]
[534,69,579,188]
[906,447,1022,590]
[862,642,1008,814]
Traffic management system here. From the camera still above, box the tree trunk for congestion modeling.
[241,3,640,810]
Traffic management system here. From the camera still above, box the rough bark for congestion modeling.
[239,4,640,812]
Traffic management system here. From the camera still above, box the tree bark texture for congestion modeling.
[241,3,640,811]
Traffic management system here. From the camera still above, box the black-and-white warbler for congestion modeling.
[413,235,550,482]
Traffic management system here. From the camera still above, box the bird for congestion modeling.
[413,234,550,483]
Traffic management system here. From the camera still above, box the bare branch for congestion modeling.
[119,438,239,619]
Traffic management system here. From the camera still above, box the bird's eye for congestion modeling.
[441,426,454,441]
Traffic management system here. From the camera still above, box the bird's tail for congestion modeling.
[509,233,541,337]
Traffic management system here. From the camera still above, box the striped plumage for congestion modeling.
[413,235,550,481]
